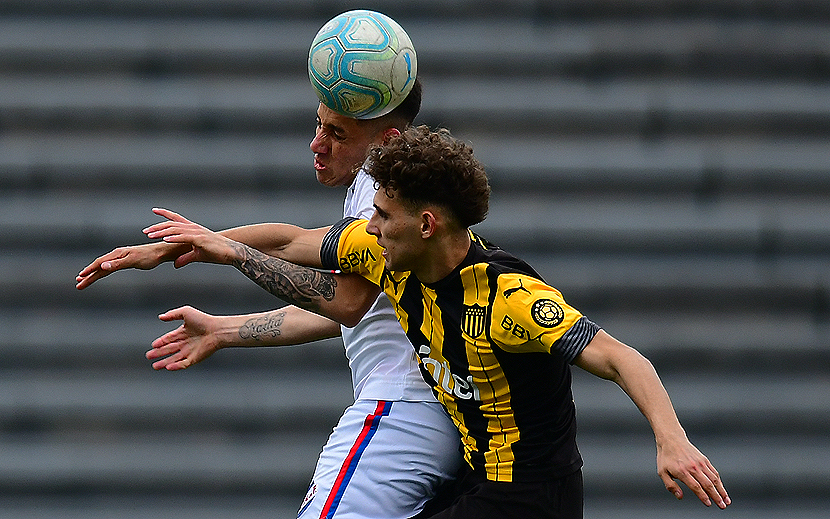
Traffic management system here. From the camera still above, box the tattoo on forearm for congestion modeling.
[231,242,336,311]
[239,311,285,341]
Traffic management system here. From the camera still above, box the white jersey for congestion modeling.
[297,166,461,519]
[340,167,436,402]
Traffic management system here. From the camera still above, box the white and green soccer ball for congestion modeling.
[308,10,417,119]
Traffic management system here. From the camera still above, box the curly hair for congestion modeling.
[365,125,490,228]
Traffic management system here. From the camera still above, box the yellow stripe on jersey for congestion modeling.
[459,264,520,482]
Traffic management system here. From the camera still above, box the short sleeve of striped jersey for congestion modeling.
[491,273,600,363]
[320,217,386,286]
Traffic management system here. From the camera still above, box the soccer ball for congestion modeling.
[308,10,417,119]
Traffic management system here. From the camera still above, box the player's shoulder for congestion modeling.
[468,232,544,281]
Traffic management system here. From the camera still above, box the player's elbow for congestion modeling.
[330,273,380,328]
[338,311,364,328]
[337,297,373,328]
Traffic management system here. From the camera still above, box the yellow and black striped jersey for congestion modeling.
[321,218,600,483]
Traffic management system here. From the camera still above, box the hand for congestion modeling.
[147,306,221,370]
[75,241,186,290]
[657,436,731,509]
[143,208,241,265]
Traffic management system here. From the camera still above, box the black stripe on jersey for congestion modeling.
[320,217,358,271]
[432,265,493,476]
[396,272,434,383]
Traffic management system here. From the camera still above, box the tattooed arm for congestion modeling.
[143,208,379,327]
[229,241,377,326]
[147,305,342,370]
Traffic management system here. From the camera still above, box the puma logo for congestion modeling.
[504,279,530,299]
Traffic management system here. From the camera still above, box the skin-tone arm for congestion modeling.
[573,330,731,509]
[141,208,377,328]
[75,212,329,290]
[147,304,341,371]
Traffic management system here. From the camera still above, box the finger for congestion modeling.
[167,357,192,371]
[151,356,178,370]
[699,463,730,509]
[77,260,103,278]
[77,249,126,278]
[144,228,196,245]
[713,473,731,508]
[675,467,715,507]
[154,353,191,371]
[142,221,180,238]
[147,346,176,369]
[96,257,125,273]
[173,249,197,268]
[659,471,684,501]
[147,343,188,368]
[147,335,185,356]
[75,271,106,290]
[152,207,190,224]
[76,255,142,289]
[150,330,187,351]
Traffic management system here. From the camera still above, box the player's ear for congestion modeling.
[382,127,401,143]
[420,211,437,238]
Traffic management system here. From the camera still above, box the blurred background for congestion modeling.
[1,0,829,517]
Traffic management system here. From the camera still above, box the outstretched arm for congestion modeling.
[215,221,329,268]
[75,240,187,289]
[573,330,731,509]
[76,209,330,289]
[143,208,377,327]
[147,304,341,371]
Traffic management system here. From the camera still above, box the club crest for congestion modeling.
[462,304,487,338]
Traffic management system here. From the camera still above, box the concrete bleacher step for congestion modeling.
[1,371,826,499]
[0,495,827,519]
[7,0,830,19]
[0,191,344,251]
[0,495,303,519]
[0,432,327,494]
[480,194,830,253]
[3,75,829,137]
[0,368,353,433]
[2,14,830,78]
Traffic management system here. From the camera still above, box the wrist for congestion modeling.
[654,423,688,449]
[155,241,188,262]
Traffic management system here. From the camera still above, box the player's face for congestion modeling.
[310,104,383,187]
[366,188,426,273]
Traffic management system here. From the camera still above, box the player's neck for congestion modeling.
[415,229,471,284]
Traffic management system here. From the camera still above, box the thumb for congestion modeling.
[158,306,189,322]
[174,249,197,268]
